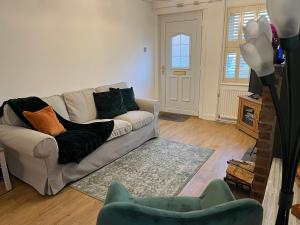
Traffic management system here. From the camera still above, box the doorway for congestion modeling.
[160,11,202,116]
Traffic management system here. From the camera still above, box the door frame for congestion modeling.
[158,11,204,116]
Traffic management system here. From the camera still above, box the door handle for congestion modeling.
[161,65,165,75]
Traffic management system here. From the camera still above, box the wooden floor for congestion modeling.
[0,117,255,225]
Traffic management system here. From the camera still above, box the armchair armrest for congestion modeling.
[200,179,235,209]
[104,181,134,205]
[135,98,160,116]
[0,125,58,159]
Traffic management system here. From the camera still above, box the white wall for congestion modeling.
[199,1,226,120]
[0,0,155,104]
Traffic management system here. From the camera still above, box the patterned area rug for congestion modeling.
[70,138,214,201]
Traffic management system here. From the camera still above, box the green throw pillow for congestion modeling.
[110,87,139,111]
[93,89,127,119]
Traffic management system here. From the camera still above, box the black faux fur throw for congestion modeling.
[0,97,114,164]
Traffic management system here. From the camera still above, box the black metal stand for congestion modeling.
[260,35,300,225]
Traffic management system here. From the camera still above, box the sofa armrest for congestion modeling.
[136,98,160,137]
[135,98,160,116]
[0,125,58,159]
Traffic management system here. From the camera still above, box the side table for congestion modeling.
[0,147,12,191]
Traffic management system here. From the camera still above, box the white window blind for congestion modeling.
[228,13,240,41]
[225,52,237,79]
[242,11,256,26]
[223,5,269,83]
[239,55,250,79]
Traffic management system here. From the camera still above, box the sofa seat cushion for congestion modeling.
[85,119,132,141]
[114,111,154,131]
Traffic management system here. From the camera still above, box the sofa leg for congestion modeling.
[0,149,12,191]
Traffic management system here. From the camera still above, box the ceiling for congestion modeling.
[143,0,219,9]
[143,0,214,5]
[145,0,172,2]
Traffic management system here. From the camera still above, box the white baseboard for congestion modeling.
[217,118,237,124]
[199,113,217,121]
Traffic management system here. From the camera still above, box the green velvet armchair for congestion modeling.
[97,179,263,225]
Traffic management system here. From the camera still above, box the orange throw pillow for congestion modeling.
[23,106,66,137]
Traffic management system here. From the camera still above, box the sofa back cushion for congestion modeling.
[42,95,70,120]
[63,88,97,123]
[0,104,29,127]
[95,82,128,93]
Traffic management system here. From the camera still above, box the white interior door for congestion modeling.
[160,12,202,116]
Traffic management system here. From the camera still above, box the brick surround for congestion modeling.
[251,66,284,202]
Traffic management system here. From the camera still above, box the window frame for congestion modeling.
[223,4,268,84]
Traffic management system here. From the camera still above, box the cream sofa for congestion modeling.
[0,82,160,195]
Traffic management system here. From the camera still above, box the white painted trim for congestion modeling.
[198,8,207,119]
[216,0,228,120]
[220,82,249,87]
[153,0,221,11]
[218,118,237,124]
[163,107,198,116]
[154,3,209,16]
[159,15,166,113]
[199,113,217,121]
[154,14,160,99]
[195,12,204,117]
[156,10,205,118]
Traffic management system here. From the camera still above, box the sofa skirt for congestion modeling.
[6,120,159,195]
